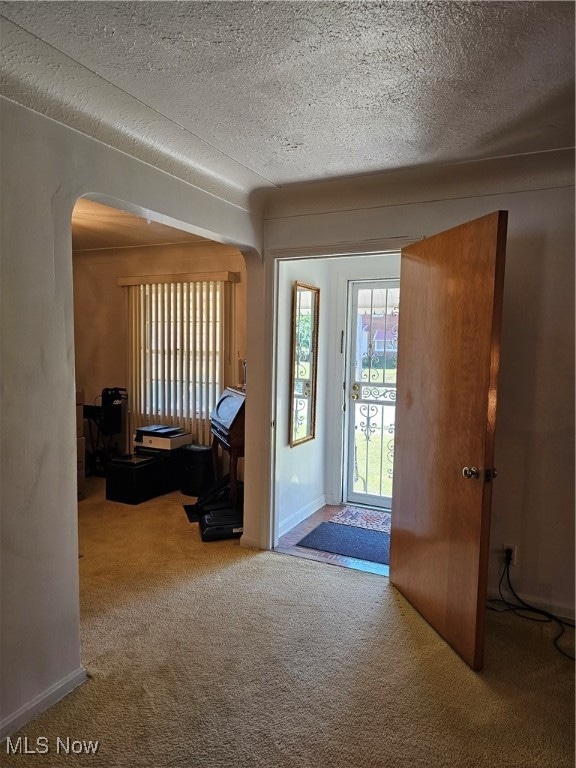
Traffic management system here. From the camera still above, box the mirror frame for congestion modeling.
[289,281,320,447]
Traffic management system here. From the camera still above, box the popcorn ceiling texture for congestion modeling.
[0,1,573,191]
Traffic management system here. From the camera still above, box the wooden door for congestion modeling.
[389,211,507,671]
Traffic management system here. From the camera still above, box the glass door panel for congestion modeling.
[346,282,399,509]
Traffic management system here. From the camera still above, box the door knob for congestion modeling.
[462,466,480,479]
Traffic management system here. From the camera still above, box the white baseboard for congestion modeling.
[0,666,87,741]
[487,588,575,621]
[277,495,326,538]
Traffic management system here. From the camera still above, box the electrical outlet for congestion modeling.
[502,544,517,566]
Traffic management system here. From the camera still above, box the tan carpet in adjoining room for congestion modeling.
[4,478,574,768]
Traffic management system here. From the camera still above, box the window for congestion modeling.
[121,272,237,445]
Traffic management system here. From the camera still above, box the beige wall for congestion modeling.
[73,241,247,407]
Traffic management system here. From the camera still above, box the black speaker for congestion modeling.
[101,387,127,436]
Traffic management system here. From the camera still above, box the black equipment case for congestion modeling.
[184,475,244,541]
[199,512,243,541]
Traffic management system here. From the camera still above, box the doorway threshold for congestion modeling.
[275,504,389,577]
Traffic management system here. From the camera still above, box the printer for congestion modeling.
[133,425,192,451]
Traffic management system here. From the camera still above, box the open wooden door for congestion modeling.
[389,211,507,671]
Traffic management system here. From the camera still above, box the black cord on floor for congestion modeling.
[487,550,575,661]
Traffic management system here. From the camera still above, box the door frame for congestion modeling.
[270,250,402,547]
[342,278,400,510]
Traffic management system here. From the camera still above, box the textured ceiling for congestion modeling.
[1,1,574,192]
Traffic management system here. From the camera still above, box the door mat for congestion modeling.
[329,506,391,533]
[297,522,390,565]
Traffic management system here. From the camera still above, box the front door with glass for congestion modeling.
[345,281,400,510]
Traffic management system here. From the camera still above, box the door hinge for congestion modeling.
[340,330,344,353]
[271,420,276,429]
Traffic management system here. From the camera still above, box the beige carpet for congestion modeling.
[4,478,574,767]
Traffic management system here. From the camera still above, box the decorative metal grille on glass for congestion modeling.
[351,286,399,503]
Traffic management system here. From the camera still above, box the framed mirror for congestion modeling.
[290,281,320,447]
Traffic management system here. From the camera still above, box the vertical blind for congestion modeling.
[126,278,229,445]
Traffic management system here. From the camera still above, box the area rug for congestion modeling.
[329,505,391,533]
[297,521,390,565]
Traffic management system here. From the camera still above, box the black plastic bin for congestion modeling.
[181,444,215,497]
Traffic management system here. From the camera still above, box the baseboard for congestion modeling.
[239,534,263,550]
[0,666,87,741]
[487,588,575,621]
[277,495,326,539]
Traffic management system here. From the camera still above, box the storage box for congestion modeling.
[134,446,186,494]
[105,455,162,504]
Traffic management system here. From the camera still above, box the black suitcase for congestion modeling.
[199,512,243,541]
[183,476,243,523]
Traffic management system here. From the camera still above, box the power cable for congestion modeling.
[487,548,575,661]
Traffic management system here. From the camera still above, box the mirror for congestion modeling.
[290,282,320,446]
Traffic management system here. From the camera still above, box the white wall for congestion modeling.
[0,98,263,738]
[274,260,331,536]
[264,151,575,615]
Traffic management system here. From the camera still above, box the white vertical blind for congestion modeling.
[127,280,224,445]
